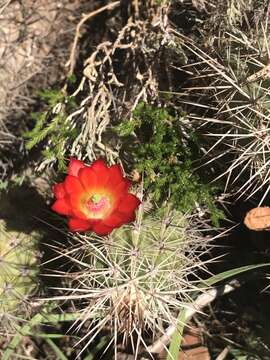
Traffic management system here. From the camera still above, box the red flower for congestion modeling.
[51,158,141,236]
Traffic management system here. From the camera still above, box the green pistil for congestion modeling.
[91,194,101,204]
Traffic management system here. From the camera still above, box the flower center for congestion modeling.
[87,194,109,213]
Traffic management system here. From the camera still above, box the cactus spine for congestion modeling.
[56,206,214,352]
[176,1,270,200]
[0,220,39,324]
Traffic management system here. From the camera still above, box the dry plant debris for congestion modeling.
[32,0,184,170]
[0,1,78,122]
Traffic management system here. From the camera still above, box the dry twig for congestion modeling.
[147,280,239,354]
[66,1,121,75]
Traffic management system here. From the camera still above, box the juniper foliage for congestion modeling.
[24,88,78,170]
[115,102,223,225]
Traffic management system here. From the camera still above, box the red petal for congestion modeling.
[68,218,93,232]
[104,210,136,228]
[78,167,98,190]
[92,221,113,236]
[103,211,125,227]
[117,194,141,214]
[53,183,66,199]
[108,164,124,187]
[51,198,72,216]
[91,159,107,172]
[111,179,132,198]
[68,158,85,177]
[69,193,89,220]
[64,175,84,194]
[69,192,82,208]
[90,159,110,186]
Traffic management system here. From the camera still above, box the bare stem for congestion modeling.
[66,1,120,75]
[147,280,240,354]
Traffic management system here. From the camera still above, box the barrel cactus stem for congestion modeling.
[52,205,217,355]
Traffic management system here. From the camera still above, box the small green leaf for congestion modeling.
[2,307,82,360]
[45,338,69,360]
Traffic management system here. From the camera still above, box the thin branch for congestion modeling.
[66,1,120,75]
[147,280,240,354]
[216,346,230,360]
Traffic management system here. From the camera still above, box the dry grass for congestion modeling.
[0,0,100,179]
[0,0,80,120]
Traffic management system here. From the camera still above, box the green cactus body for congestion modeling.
[107,210,188,277]
[0,220,39,314]
[60,207,212,345]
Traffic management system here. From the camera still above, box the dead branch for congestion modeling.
[147,280,240,354]
[66,1,121,75]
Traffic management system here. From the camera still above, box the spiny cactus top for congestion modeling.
[54,206,214,352]
[51,158,141,235]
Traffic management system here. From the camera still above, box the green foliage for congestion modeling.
[0,180,9,192]
[115,102,223,225]
[0,175,26,194]
[24,88,78,170]
[154,0,168,5]
[2,304,82,360]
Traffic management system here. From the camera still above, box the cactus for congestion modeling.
[0,220,39,327]
[56,205,214,354]
[174,1,270,201]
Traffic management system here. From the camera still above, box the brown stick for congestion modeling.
[147,280,240,354]
[66,1,120,75]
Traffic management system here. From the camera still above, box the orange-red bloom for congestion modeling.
[51,158,141,235]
